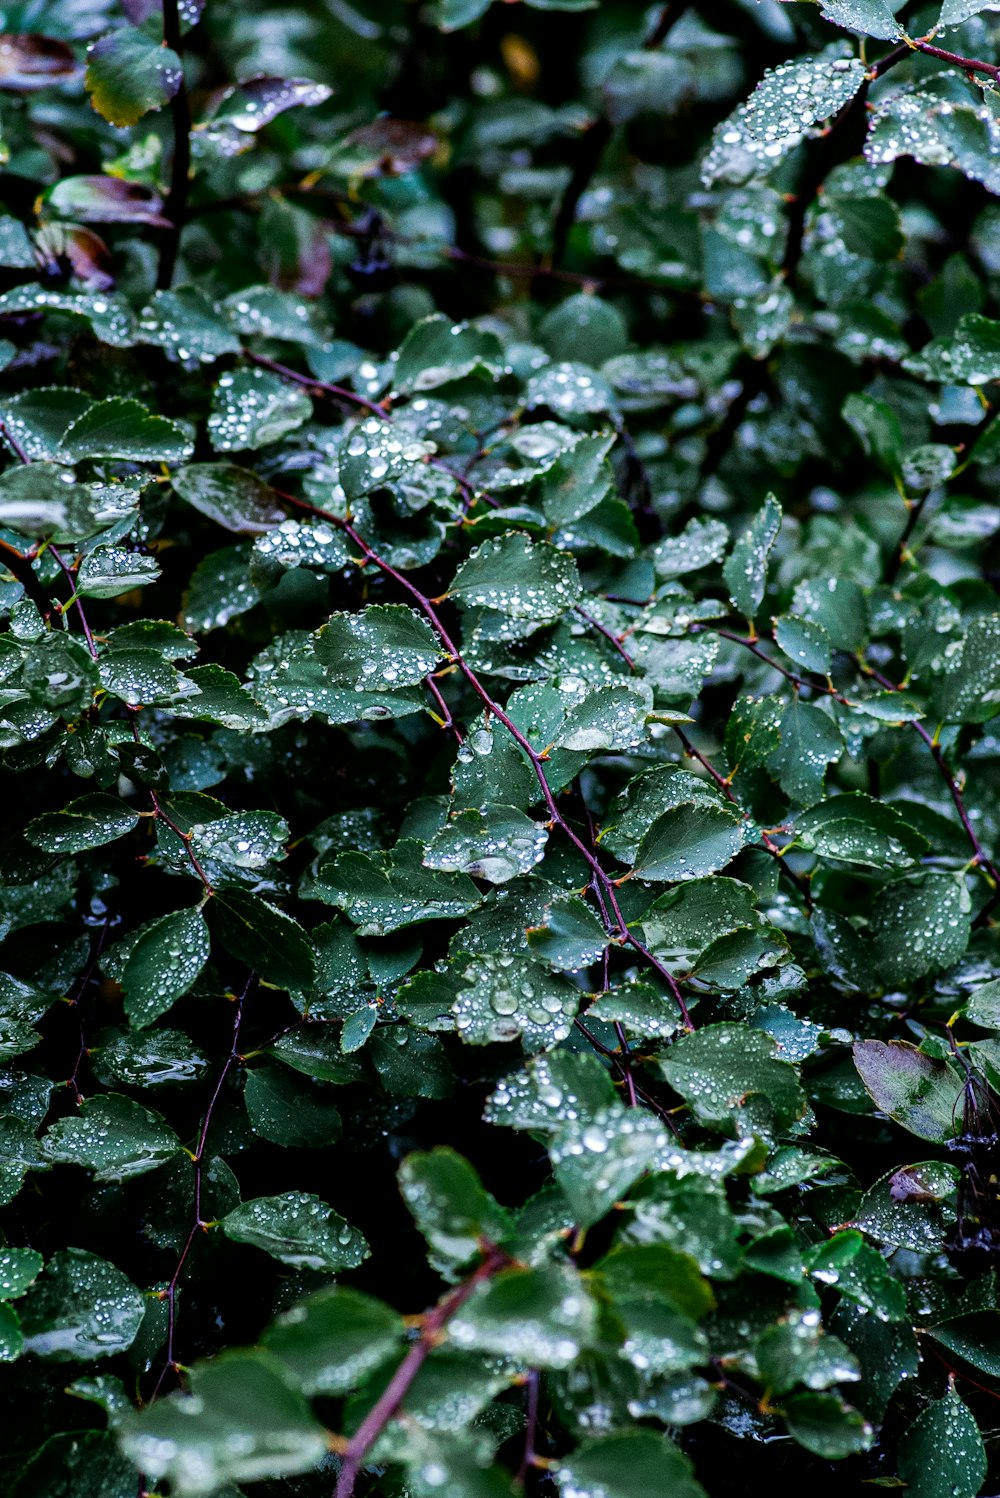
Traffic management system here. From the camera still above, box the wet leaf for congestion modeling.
[41,1093,180,1180]
[221,1192,369,1271]
[18,1249,144,1360]
[85,25,182,127]
[262,1284,402,1395]
[897,1385,985,1498]
[26,795,139,855]
[119,907,210,1027]
[120,1350,328,1494]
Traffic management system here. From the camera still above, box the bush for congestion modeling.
[2,0,1000,1493]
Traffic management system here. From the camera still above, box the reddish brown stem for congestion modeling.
[275,488,694,1028]
[149,975,252,1401]
[245,351,388,420]
[334,1245,509,1498]
[48,544,98,660]
[914,39,1000,81]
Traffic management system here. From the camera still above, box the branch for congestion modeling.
[149,974,253,1401]
[158,0,193,290]
[274,487,695,1029]
[884,491,931,585]
[129,712,215,894]
[334,1244,509,1498]
[913,38,1000,81]
[48,544,98,660]
[549,1,691,268]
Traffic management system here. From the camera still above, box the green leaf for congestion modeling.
[555,1431,707,1498]
[121,1350,328,1495]
[394,314,507,393]
[262,1284,402,1396]
[927,1312,1000,1381]
[319,841,481,935]
[6,1431,136,1495]
[854,1161,959,1251]
[633,802,749,882]
[660,1023,806,1136]
[897,1385,986,1498]
[587,982,678,1040]
[0,1246,42,1301]
[18,1248,144,1360]
[138,287,243,362]
[767,700,844,806]
[525,892,609,970]
[794,793,927,869]
[818,0,902,36]
[95,1028,209,1088]
[905,313,1000,386]
[243,1064,341,1147]
[852,1040,961,1142]
[170,664,268,731]
[451,952,580,1050]
[704,56,866,185]
[554,682,653,753]
[781,1391,873,1459]
[204,75,332,134]
[78,548,162,599]
[370,1027,454,1098]
[723,494,781,620]
[653,518,729,580]
[184,544,265,632]
[119,907,210,1027]
[209,890,316,988]
[25,794,139,855]
[58,398,192,463]
[314,604,441,688]
[173,463,284,535]
[208,369,312,451]
[449,1262,595,1367]
[449,531,580,621]
[41,1092,180,1180]
[0,1117,50,1207]
[424,805,548,883]
[221,1192,369,1271]
[773,614,832,676]
[938,0,1000,20]
[931,615,1000,724]
[434,0,492,27]
[401,1149,511,1274]
[85,25,182,127]
[964,977,1000,1028]
[266,1028,364,1084]
[870,873,971,983]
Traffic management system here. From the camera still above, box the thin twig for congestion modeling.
[149,975,253,1401]
[158,0,193,290]
[129,713,215,893]
[48,544,98,659]
[63,917,112,1105]
[913,38,1000,81]
[549,1,691,267]
[859,660,1000,900]
[516,1369,541,1487]
[245,351,388,420]
[334,1244,509,1498]
[884,491,931,585]
[274,487,695,1028]
[425,672,463,744]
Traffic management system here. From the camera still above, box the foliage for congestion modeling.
[3,0,1000,1494]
